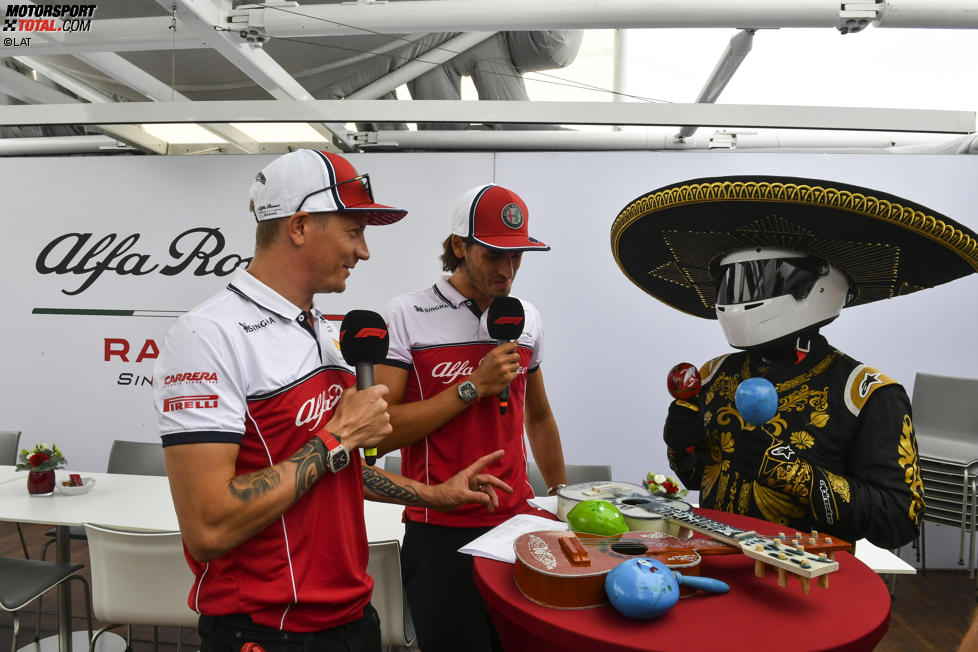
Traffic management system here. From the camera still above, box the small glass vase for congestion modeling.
[27,469,56,496]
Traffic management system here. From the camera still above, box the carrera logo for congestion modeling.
[295,384,344,431]
[163,371,218,387]
[163,394,218,412]
[432,360,476,385]
[492,316,523,326]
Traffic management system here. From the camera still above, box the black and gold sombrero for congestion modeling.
[611,176,978,319]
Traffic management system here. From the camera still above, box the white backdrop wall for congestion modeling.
[2,151,976,567]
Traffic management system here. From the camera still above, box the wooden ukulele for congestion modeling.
[514,530,711,609]
[530,482,851,605]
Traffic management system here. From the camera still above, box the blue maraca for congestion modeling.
[735,377,779,425]
[605,558,730,620]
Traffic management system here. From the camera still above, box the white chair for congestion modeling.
[912,372,978,577]
[526,462,613,496]
[82,523,198,652]
[0,430,30,558]
[367,539,416,650]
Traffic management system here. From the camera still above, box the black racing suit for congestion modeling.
[664,334,923,549]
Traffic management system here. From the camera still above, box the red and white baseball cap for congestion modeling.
[249,149,407,225]
[451,184,550,252]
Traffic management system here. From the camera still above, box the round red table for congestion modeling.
[473,509,890,652]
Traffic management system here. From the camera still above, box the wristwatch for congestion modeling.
[316,430,350,473]
[458,379,479,403]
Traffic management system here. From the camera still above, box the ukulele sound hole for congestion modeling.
[610,541,648,556]
[620,498,653,506]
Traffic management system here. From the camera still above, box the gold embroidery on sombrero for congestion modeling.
[616,181,978,268]
[899,414,925,526]
[648,260,692,287]
[610,179,978,314]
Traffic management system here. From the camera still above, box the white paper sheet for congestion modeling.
[458,513,568,564]
[526,495,559,514]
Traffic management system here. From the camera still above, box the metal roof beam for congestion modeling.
[0,99,972,134]
[161,0,355,151]
[230,0,978,36]
[0,66,167,154]
[346,32,495,100]
[4,0,975,58]
[677,29,755,141]
[16,1,259,153]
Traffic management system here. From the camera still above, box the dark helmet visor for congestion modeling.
[717,256,828,305]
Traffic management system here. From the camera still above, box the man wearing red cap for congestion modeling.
[155,151,512,652]
[375,184,567,652]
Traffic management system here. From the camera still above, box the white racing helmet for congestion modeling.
[715,247,852,349]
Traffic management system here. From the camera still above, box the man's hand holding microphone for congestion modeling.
[459,297,524,414]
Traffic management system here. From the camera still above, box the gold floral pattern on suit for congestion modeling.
[779,385,830,429]
[898,414,925,525]
[706,372,740,405]
[738,482,752,513]
[773,351,839,393]
[791,431,815,450]
[766,456,813,498]
[754,484,805,525]
[824,469,850,503]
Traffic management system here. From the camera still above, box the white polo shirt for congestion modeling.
[384,277,543,527]
[153,269,370,632]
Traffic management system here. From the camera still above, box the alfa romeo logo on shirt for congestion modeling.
[500,203,524,229]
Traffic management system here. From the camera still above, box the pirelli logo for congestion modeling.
[163,394,219,412]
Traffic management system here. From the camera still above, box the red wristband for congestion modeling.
[314,430,341,452]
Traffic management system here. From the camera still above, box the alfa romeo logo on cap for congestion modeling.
[500,203,524,230]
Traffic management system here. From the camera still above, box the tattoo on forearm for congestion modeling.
[362,466,421,504]
[229,467,281,502]
[289,439,328,500]
[227,439,328,503]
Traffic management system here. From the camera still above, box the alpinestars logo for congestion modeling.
[3,4,97,33]
[163,394,219,412]
[858,371,883,398]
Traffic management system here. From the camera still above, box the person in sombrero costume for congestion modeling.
[611,176,978,549]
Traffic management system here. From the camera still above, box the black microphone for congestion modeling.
[486,296,525,415]
[339,310,389,466]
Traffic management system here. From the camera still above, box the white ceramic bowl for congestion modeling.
[55,477,96,495]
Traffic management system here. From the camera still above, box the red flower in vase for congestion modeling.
[29,452,50,467]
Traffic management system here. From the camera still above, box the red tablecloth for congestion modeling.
[473,509,890,652]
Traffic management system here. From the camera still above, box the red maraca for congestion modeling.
[667,362,701,400]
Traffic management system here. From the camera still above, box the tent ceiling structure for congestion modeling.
[1,0,977,155]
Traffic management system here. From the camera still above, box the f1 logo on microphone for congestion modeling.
[493,317,523,326]
[354,327,387,339]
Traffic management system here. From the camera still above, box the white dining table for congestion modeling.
[0,465,406,652]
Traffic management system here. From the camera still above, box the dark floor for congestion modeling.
[2,522,976,651]
[1,523,199,652]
